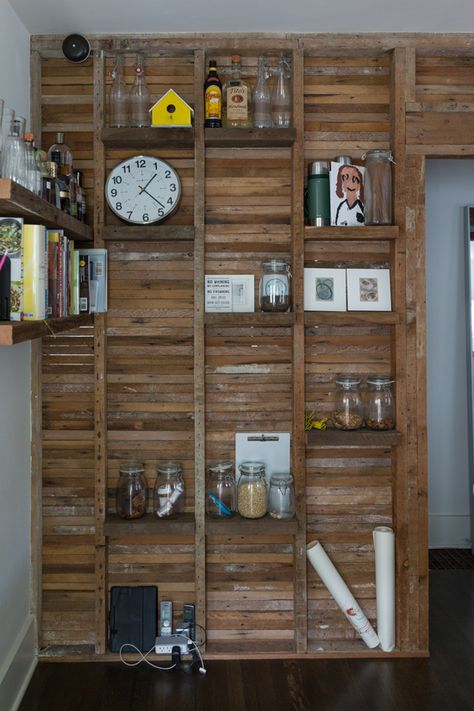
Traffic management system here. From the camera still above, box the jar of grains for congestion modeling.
[332,376,364,430]
[206,460,236,518]
[365,376,395,430]
[153,461,185,519]
[363,149,393,225]
[237,461,268,519]
[116,462,147,520]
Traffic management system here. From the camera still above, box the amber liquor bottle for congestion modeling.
[204,60,222,128]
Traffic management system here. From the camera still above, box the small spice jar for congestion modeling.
[259,259,291,312]
[237,461,268,519]
[363,149,393,225]
[116,462,147,520]
[332,376,364,430]
[268,473,295,520]
[153,461,184,519]
[206,460,236,518]
[365,376,395,430]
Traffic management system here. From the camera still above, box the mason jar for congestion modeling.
[365,376,395,430]
[363,149,393,225]
[116,462,147,520]
[206,460,236,518]
[332,376,364,430]
[153,461,185,519]
[237,461,268,519]
[268,473,295,520]
[259,259,291,312]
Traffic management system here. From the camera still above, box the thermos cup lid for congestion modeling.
[335,155,352,164]
[308,161,329,175]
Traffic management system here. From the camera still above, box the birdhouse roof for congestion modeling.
[149,89,194,113]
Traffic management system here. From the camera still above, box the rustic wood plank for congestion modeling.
[306,429,401,447]
[101,127,195,148]
[0,315,94,346]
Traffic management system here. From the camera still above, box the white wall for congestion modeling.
[0,4,35,710]
[426,160,474,549]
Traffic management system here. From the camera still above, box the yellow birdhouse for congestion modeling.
[150,89,194,128]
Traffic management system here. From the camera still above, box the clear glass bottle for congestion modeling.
[363,149,393,225]
[129,53,150,127]
[365,376,395,430]
[223,55,251,128]
[108,54,128,128]
[268,473,295,520]
[153,461,185,519]
[1,117,27,187]
[23,133,41,195]
[206,460,236,518]
[332,376,364,430]
[237,461,267,519]
[253,56,272,128]
[259,259,291,312]
[271,53,292,128]
[47,132,73,178]
[116,462,147,520]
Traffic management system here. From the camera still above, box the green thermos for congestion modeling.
[305,161,330,226]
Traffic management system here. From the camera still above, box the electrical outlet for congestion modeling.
[154,634,189,655]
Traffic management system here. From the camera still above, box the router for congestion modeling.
[154,634,189,655]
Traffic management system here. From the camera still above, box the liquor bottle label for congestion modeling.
[205,86,222,120]
[226,86,248,121]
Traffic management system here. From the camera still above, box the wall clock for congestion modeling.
[105,155,181,224]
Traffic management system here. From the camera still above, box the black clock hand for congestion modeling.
[140,189,165,208]
[138,173,157,194]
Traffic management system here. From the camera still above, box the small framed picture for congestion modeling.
[346,268,392,311]
[304,268,347,311]
[205,275,254,312]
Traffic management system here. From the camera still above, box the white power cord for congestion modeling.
[186,637,207,674]
[119,643,176,671]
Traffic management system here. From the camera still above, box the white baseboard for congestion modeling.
[0,615,37,711]
[429,514,472,548]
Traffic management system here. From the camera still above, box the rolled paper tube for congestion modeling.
[373,526,395,652]
[307,540,380,649]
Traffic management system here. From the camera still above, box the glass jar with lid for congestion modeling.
[116,462,147,520]
[365,376,395,430]
[259,259,291,312]
[153,461,185,519]
[268,473,295,520]
[332,376,364,430]
[206,460,236,518]
[237,461,268,519]
[363,149,393,225]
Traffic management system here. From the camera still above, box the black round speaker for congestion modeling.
[62,34,91,63]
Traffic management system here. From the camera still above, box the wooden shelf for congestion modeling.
[0,313,94,346]
[206,515,297,534]
[104,512,195,536]
[205,127,296,147]
[304,225,399,241]
[304,311,401,326]
[100,127,195,148]
[0,179,92,242]
[306,428,401,447]
[102,224,195,241]
[205,312,295,326]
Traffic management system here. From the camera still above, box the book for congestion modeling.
[0,217,24,320]
[47,231,60,317]
[23,224,48,320]
[78,248,108,313]
[79,253,89,313]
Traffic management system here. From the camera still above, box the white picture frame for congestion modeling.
[304,268,347,311]
[205,275,254,312]
[346,268,392,311]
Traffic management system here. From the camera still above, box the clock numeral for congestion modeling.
[142,213,150,222]
[110,188,117,197]
[170,183,176,192]
[165,170,171,179]
[135,159,146,169]
[112,176,122,184]
[127,211,133,219]
[122,165,131,174]
[115,202,122,211]
[167,197,173,205]
[158,208,164,217]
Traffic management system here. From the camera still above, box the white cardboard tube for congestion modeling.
[373,526,395,652]
[307,540,380,649]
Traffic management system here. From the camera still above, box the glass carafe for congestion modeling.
[206,460,236,518]
[153,462,185,519]
[108,54,128,127]
[116,462,147,519]
[129,53,150,127]
[253,56,272,128]
[271,53,292,128]
[332,376,364,430]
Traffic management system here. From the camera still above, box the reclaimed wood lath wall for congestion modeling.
[31,32,474,660]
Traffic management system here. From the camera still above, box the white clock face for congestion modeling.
[105,155,181,224]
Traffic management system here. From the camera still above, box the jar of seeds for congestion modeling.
[237,461,268,519]
[332,376,364,430]
[365,376,395,430]
[116,462,147,519]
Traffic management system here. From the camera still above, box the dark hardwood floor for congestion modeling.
[18,571,474,711]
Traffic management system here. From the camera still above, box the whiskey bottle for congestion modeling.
[204,60,222,128]
[223,55,251,128]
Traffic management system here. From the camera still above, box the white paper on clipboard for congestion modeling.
[235,432,291,484]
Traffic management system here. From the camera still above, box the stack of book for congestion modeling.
[0,217,107,321]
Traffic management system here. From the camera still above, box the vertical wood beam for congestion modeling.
[193,48,207,641]
[292,45,307,653]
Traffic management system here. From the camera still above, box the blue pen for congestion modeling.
[207,492,233,516]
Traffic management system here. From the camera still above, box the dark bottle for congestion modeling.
[204,60,222,128]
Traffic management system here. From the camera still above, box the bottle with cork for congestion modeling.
[222,55,251,128]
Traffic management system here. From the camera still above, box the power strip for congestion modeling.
[154,634,189,655]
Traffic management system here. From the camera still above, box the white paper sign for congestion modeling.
[205,275,254,312]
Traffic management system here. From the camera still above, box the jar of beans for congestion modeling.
[116,462,147,519]
[332,376,364,430]
[237,461,268,519]
[365,376,395,430]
